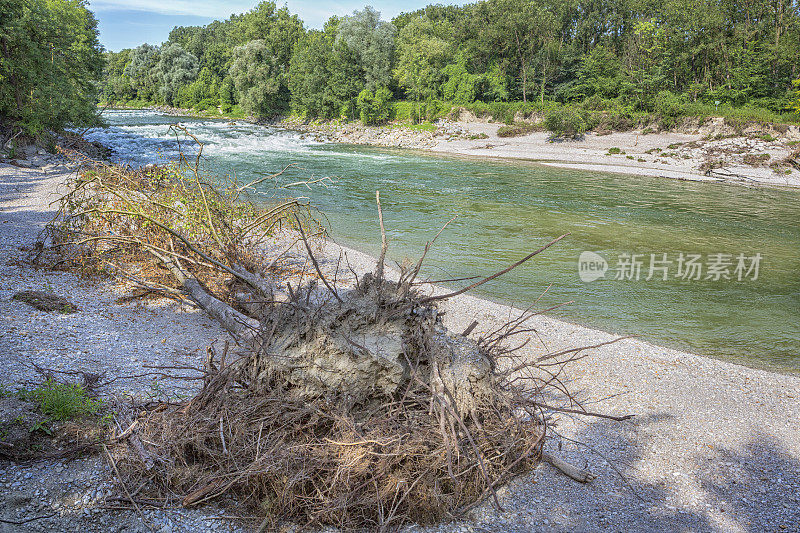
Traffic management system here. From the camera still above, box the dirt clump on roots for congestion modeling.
[126,271,545,529]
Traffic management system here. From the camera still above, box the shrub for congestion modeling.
[544,106,587,138]
[392,100,415,121]
[654,91,685,128]
[607,147,623,154]
[357,87,393,125]
[421,98,450,122]
[195,98,218,112]
[497,122,540,137]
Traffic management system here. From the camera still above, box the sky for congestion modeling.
[91,1,442,51]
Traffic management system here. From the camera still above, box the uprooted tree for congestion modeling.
[40,128,625,530]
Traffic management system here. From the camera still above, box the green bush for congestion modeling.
[357,87,393,125]
[454,101,548,124]
[654,90,685,128]
[421,98,450,122]
[544,106,587,138]
[195,98,219,112]
[392,101,415,121]
[497,122,540,137]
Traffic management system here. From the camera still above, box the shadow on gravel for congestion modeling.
[452,412,800,533]
[0,168,62,248]
[519,415,800,532]
[0,167,52,205]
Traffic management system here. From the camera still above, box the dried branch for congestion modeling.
[420,233,569,303]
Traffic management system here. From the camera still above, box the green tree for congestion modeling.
[624,19,669,108]
[337,6,396,92]
[0,0,104,135]
[156,43,198,106]
[440,53,479,104]
[236,2,304,67]
[357,87,392,124]
[230,40,283,117]
[394,17,449,114]
[570,45,622,100]
[176,67,219,109]
[101,49,134,103]
[467,0,557,103]
[289,18,362,119]
[792,78,800,113]
[125,44,161,102]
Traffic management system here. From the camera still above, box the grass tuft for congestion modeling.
[25,379,101,421]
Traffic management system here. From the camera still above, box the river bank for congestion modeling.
[2,161,799,531]
[279,114,800,188]
[98,104,800,188]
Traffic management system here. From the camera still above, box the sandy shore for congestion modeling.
[2,162,799,532]
[429,121,800,188]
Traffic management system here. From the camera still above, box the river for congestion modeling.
[82,109,800,371]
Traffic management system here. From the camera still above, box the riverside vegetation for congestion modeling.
[2,0,800,147]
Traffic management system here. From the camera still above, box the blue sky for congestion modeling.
[91,1,441,51]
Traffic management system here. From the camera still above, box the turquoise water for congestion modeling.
[84,109,800,371]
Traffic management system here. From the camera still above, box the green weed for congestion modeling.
[26,379,101,421]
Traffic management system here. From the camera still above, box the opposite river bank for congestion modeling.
[277,112,800,188]
[118,104,800,188]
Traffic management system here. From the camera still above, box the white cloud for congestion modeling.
[89,0,254,18]
[89,1,438,29]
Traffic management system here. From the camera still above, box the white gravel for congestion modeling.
[2,160,799,532]
[0,161,239,532]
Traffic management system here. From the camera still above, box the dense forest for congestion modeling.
[0,0,104,135]
[100,0,800,127]
[1,0,800,137]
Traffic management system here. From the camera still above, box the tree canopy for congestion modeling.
[97,0,800,124]
[1,0,104,135]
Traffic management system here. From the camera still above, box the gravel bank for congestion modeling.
[0,162,241,532]
[428,122,800,188]
[2,162,799,532]
[274,114,800,188]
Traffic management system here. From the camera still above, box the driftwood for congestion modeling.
[42,131,627,529]
[542,452,597,483]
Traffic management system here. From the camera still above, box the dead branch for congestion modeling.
[375,190,388,283]
[541,452,597,483]
[294,213,342,303]
[420,233,569,303]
